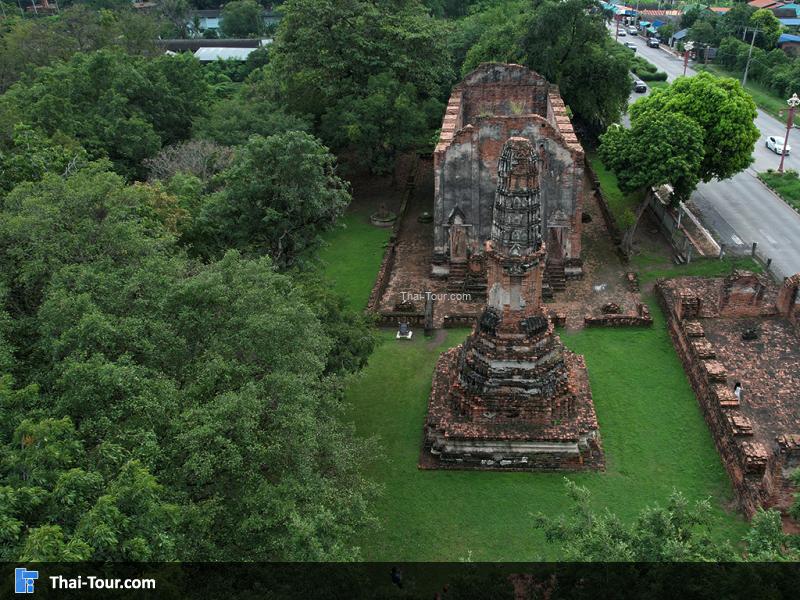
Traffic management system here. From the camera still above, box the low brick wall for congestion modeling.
[366,156,419,313]
[656,281,782,516]
[366,238,397,312]
[442,314,478,328]
[375,312,425,328]
[584,303,653,327]
[584,161,626,259]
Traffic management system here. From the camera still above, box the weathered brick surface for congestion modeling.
[421,137,603,472]
[432,63,585,277]
[657,275,800,517]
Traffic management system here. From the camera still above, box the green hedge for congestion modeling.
[638,70,668,81]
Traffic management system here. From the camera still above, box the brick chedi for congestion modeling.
[421,138,604,471]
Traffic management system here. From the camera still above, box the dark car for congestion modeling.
[633,80,647,93]
[647,38,660,48]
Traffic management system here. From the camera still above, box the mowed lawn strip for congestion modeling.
[318,211,393,310]
[342,299,747,561]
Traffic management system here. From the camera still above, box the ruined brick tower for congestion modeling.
[421,138,604,471]
[432,63,586,298]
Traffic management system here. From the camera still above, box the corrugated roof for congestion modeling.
[747,0,783,8]
[779,33,800,43]
[779,17,800,24]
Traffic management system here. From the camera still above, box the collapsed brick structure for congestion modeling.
[658,271,800,516]
[432,63,585,298]
[421,138,603,471]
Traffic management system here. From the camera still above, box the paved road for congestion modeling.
[611,27,800,278]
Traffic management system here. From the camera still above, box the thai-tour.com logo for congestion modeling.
[14,567,156,594]
[15,568,38,594]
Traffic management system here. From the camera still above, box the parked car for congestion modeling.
[647,38,660,48]
[624,42,637,52]
[628,26,638,35]
[633,80,647,93]
[618,30,627,37]
[766,135,791,155]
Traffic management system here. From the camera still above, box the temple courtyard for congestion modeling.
[318,199,753,560]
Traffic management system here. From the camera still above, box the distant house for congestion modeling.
[187,9,282,36]
[159,38,272,61]
[670,28,690,48]
[778,32,800,55]
[194,47,257,62]
[189,9,222,33]
[748,0,784,9]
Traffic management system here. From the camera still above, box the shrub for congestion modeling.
[638,70,668,81]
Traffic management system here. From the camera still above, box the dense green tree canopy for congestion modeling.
[0,50,208,179]
[0,160,377,561]
[220,0,265,38]
[189,132,351,266]
[629,72,759,183]
[0,7,160,94]
[264,0,453,171]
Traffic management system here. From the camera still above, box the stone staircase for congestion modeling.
[448,262,487,298]
[447,262,467,293]
[544,260,566,300]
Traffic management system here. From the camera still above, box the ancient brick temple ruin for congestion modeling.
[421,138,604,471]
[433,63,585,298]
[658,272,800,515]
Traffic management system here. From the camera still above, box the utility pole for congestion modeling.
[742,28,759,88]
[778,93,800,174]
[683,41,695,76]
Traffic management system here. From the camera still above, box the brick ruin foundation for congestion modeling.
[421,138,604,471]
[657,271,800,516]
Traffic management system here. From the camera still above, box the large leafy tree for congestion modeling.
[599,113,705,201]
[629,72,759,183]
[190,132,351,266]
[264,0,453,172]
[461,0,632,131]
[749,8,783,49]
[220,0,265,38]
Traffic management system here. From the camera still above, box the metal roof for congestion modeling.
[193,47,258,62]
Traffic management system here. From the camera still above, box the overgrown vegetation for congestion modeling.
[587,152,643,229]
[759,169,800,212]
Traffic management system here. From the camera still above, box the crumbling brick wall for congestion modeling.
[657,277,799,516]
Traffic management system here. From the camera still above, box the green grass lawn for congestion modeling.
[630,252,764,284]
[343,300,747,561]
[587,152,644,228]
[317,211,393,310]
[759,170,800,213]
[696,64,788,120]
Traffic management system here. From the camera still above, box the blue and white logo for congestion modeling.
[15,568,38,594]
